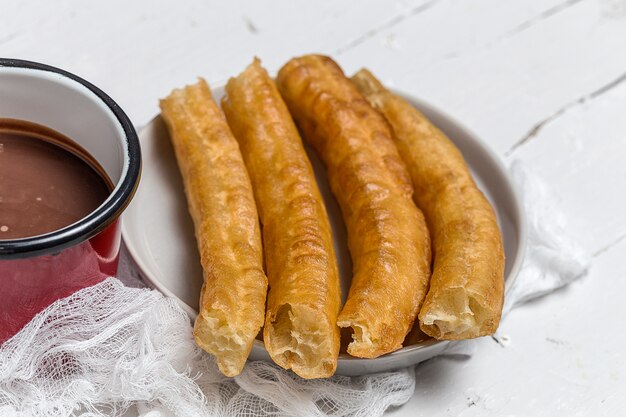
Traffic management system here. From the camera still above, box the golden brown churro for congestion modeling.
[160,79,268,376]
[222,59,341,378]
[352,69,505,340]
[277,55,431,358]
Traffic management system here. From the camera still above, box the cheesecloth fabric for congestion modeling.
[0,162,590,417]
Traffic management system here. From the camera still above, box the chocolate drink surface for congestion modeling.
[0,119,111,240]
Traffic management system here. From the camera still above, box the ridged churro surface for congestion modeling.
[223,59,341,378]
[277,55,431,358]
[160,79,268,376]
[352,69,505,340]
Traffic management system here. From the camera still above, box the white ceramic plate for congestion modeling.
[122,87,527,376]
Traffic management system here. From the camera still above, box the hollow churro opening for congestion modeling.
[419,287,491,340]
[193,311,250,377]
[337,304,410,358]
[336,319,378,358]
[265,303,336,378]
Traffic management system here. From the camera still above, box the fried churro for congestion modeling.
[277,55,431,358]
[352,69,505,340]
[223,59,341,378]
[160,79,268,376]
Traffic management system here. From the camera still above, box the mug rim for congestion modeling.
[0,58,141,260]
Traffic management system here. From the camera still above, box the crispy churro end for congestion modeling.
[264,303,338,379]
[193,311,253,377]
[336,320,374,358]
[419,288,501,340]
[351,68,385,94]
[336,318,403,359]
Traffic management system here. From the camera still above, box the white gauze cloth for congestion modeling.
[0,162,590,417]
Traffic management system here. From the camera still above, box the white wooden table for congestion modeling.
[3,0,625,415]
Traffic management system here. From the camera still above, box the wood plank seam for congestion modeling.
[333,0,439,56]
[504,0,589,37]
[592,232,626,258]
[505,69,626,156]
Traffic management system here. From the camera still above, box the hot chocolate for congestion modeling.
[0,119,112,240]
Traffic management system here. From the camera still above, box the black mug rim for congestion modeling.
[0,58,141,260]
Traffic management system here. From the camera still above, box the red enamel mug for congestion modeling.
[0,59,141,343]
